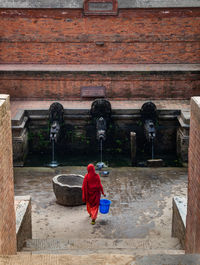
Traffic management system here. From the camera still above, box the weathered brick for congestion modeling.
[0,71,199,100]
[186,97,200,253]
[0,8,200,64]
[0,7,200,99]
[0,95,16,255]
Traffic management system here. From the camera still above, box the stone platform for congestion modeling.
[15,196,32,251]
[14,167,187,248]
[172,197,187,249]
[10,99,190,166]
[10,99,190,120]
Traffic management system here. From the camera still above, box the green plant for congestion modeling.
[116,139,122,145]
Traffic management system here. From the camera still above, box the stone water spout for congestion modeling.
[96,116,107,142]
[90,99,112,170]
[48,102,64,167]
[141,102,157,159]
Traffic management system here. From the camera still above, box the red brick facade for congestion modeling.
[186,97,200,253]
[0,70,200,100]
[0,95,16,255]
[0,7,200,100]
[0,8,200,64]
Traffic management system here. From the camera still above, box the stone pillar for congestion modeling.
[177,110,190,162]
[0,94,16,254]
[130,132,136,166]
[186,97,200,253]
[12,110,28,166]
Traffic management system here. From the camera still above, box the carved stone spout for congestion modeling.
[49,102,64,142]
[144,120,156,141]
[50,121,60,142]
[141,102,157,142]
[90,99,112,142]
[141,102,157,159]
[48,102,64,167]
[96,117,106,141]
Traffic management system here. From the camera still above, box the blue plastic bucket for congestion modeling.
[99,199,111,214]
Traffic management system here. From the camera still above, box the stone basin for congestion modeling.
[52,174,84,206]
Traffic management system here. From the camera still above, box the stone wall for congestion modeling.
[186,97,200,253]
[0,95,16,255]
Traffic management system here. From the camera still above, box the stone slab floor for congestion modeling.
[14,167,187,251]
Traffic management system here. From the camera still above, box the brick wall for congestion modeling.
[186,97,200,253]
[0,70,200,100]
[0,7,200,100]
[0,8,200,64]
[0,95,16,255]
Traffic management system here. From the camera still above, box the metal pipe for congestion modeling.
[151,138,154,159]
[52,139,55,162]
[100,138,103,163]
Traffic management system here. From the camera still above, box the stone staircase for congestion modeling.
[7,236,200,265]
[22,238,184,255]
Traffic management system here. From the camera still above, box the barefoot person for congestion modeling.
[82,164,105,225]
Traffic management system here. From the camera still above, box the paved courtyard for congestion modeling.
[14,166,187,250]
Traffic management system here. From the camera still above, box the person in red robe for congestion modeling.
[82,164,105,225]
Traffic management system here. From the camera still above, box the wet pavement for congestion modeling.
[14,167,187,248]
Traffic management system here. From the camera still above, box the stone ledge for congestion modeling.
[0,0,200,8]
[172,196,187,249]
[1,64,200,73]
[0,94,10,119]
[15,196,32,251]
[191,97,200,125]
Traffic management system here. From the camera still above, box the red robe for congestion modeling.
[82,164,104,220]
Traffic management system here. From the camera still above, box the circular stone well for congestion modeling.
[52,174,84,206]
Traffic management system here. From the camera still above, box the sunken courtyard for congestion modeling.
[0,0,200,264]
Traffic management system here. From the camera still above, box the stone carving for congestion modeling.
[140,101,157,123]
[141,102,157,159]
[90,99,112,141]
[52,174,84,206]
[49,102,64,125]
[49,102,64,142]
[90,99,112,121]
[96,117,107,141]
[84,0,118,15]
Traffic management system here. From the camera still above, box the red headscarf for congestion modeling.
[82,164,104,207]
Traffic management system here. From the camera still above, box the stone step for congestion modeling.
[23,238,183,253]
[4,253,200,265]
[21,248,185,256]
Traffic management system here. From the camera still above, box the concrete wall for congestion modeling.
[186,97,200,253]
[0,95,16,255]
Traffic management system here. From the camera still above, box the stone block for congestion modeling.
[172,196,187,249]
[147,159,164,167]
[15,196,32,251]
[52,174,84,206]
